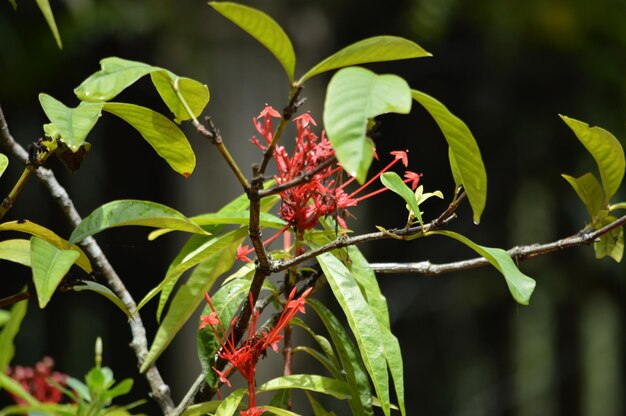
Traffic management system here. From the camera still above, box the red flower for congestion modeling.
[404,171,422,190]
[7,357,67,405]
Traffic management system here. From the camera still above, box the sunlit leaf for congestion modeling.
[324,67,411,183]
[39,94,103,152]
[0,300,28,372]
[140,230,242,372]
[72,280,132,319]
[209,1,295,82]
[317,252,391,416]
[150,72,210,123]
[562,172,605,220]
[430,230,536,304]
[257,375,351,400]
[561,115,625,203]
[69,200,208,246]
[214,387,245,416]
[103,102,196,176]
[306,391,337,416]
[300,35,430,83]
[594,215,624,262]
[0,154,8,178]
[0,239,31,267]
[258,406,301,416]
[0,220,91,273]
[34,0,62,49]
[381,171,422,225]
[180,400,221,416]
[30,237,79,308]
[412,90,487,224]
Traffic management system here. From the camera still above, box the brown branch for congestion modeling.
[0,289,31,308]
[370,213,626,275]
[0,104,175,414]
[258,155,337,198]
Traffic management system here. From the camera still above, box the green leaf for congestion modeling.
[38,94,103,152]
[150,72,210,123]
[215,387,245,416]
[562,173,605,220]
[0,239,31,267]
[0,372,38,406]
[140,230,242,372]
[257,375,351,400]
[317,252,391,416]
[30,237,80,308]
[102,102,196,176]
[0,154,7,178]
[300,35,430,83]
[0,220,91,273]
[259,406,301,416]
[306,392,337,416]
[0,310,9,327]
[560,115,625,203]
[209,1,296,82]
[7,0,17,10]
[324,67,412,183]
[75,57,157,102]
[34,0,62,49]
[380,171,423,225]
[180,400,221,416]
[0,299,28,373]
[430,230,536,305]
[69,199,208,245]
[72,280,132,319]
[594,215,624,262]
[412,90,487,224]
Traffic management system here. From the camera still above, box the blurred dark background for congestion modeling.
[1,0,625,415]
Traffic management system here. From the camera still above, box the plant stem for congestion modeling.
[0,163,36,220]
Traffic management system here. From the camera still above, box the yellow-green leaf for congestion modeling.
[594,215,624,262]
[0,300,28,373]
[31,237,80,308]
[0,239,31,267]
[150,72,210,123]
[34,0,62,49]
[0,154,8,178]
[562,172,605,220]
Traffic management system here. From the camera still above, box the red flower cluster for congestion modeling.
[6,356,67,405]
[199,287,312,415]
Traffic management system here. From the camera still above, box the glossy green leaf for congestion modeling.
[30,237,79,308]
[0,300,28,373]
[317,252,390,416]
[324,67,412,183]
[72,280,132,319]
[381,171,422,225]
[259,406,301,416]
[39,94,103,152]
[0,154,7,178]
[34,0,62,49]
[0,220,91,272]
[140,230,242,372]
[309,299,374,416]
[594,215,624,262]
[215,387,245,416]
[0,239,31,267]
[561,115,625,203]
[150,72,210,123]
[180,400,221,416]
[69,199,207,245]
[300,35,430,83]
[258,375,351,400]
[347,246,405,416]
[75,57,157,102]
[430,230,536,305]
[209,1,295,82]
[412,90,487,224]
[562,173,605,219]
[197,278,251,386]
[102,102,196,176]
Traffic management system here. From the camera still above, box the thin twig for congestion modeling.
[258,156,337,198]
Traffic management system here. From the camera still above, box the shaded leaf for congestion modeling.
[39,94,103,152]
[561,115,625,203]
[34,0,62,49]
[30,237,79,308]
[7,0,16,10]
[150,72,210,123]
[0,300,28,373]
[69,200,207,245]
[209,1,295,82]
[316,253,390,415]
[594,215,624,262]
[381,171,422,225]
[0,154,7,178]
[300,35,430,83]
[257,375,351,400]
[306,391,337,416]
[72,280,132,319]
[562,173,605,220]
[0,220,91,273]
[430,230,536,304]
[103,102,196,176]
[0,239,31,267]
[215,387,245,416]
[412,90,487,224]
[324,67,411,183]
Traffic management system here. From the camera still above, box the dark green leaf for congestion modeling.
[209,1,295,82]
[7,0,17,10]
[34,0,62,48]
[72,280,132,319]
[150,72,210,123]
[31,237,79,308]
[324,67,411,183]
[430,230,536,305]
[103,102,196,176]
[562,173,605,220]
[594,215,624,262]
[300,35,430,83]
[0,300,28,372]
[380,171,422,225]
[561,115,625,203]
[412,90,487,224]
[257,375,351,400]
[69,200,207,246]
[39,94,103,152]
